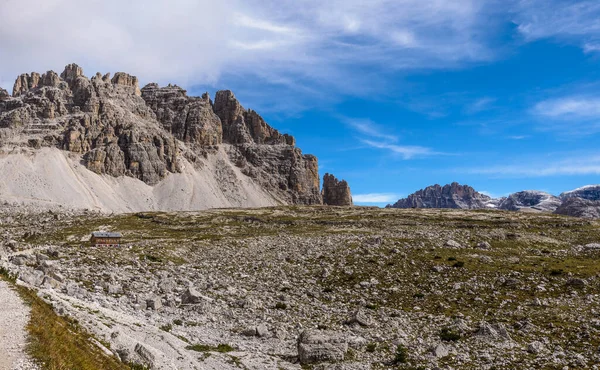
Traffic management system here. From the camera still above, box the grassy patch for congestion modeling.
[186,343,235,353]
[0,273,127,370]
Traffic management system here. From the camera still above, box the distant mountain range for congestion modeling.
[386,183,600,218]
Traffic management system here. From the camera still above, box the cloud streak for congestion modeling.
[460,154,600,177]
[342,118,398,142]
[514,0,600,51]
[534,97,600,119]
[361,140,440,159]
[0,0,500,97]
[353,193,401,203]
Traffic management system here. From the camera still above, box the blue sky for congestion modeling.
[2,0,600,206]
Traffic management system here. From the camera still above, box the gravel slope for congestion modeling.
[0,280,38,370]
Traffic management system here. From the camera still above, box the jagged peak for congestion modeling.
[60,63,85,84]
[111,72,141,96]
[0,87,9,100]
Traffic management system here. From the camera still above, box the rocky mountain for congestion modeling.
[560,185,600,201]
[0,63,324,211]
[497,191,562,213]
[322,173,352,206]
[386,182,493,209]
[387,183,600,218]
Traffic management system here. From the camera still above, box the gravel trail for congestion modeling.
[0,280,38,370]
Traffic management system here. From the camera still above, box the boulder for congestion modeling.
[297,330,347,364]
[181,286,213,304]
[444,240,463,249]
[146,296,162,310]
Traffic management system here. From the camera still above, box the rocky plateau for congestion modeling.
[1,206,599,369]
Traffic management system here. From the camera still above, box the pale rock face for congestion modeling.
[141,83,222,146]
[213,90,295,145]
[60,63,84,86]
[322,173,352,206]
[111,72,142,96]
[12,72,41,96]
[498,191,561,212]
[297,330,348,364]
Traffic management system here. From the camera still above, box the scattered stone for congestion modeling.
[566,278,587,288]
[181,286,213,304]
[528,341,545,354]
[146,296,162,310]
[297,330,347,364]
[431,343,449,358]
[444,240,463,248]
[476,241,491,249]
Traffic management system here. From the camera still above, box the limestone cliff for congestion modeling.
[0,63,323,209]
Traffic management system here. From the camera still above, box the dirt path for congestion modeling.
[0,280,38,370]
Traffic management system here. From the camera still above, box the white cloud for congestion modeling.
[465,97,496,114]
[514,0,600,50]
[0,0,500,98]
[584,43,600,53]
[533,97,600,119]
[342,118,398,142]
[353,193,401,203]
[361,139,439,159]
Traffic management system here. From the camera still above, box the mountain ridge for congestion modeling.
[387,183,600,218]
[0,63,352,211]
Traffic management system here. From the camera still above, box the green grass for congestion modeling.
[0,272,128,370]
[186,343,235,353]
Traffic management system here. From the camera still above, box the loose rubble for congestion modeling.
[1,206,599,369]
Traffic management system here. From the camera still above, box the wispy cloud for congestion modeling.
[353,193,401,203]
[361,139,440,159]
[584,43,600,53]
[514,0,600,51]
[340,116,442,159]
[460,154,600,177]
[533,97,600,119]
[342,118,398,142]
[465,97,496,114]
[0,0,502,102]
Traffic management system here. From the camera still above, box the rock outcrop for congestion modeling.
[322,173,352,206]
[498,191,561,212]
[141,83,222,147]
[387,182,492,209]
[213,90,294,146]
[0,63,324,208]
[555,197,600,218]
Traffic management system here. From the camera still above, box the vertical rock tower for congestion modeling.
[322,173,353,206]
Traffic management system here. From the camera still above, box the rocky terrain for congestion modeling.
[0,63,327,212]
[388,183,600,218]
[2,205,600,369]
